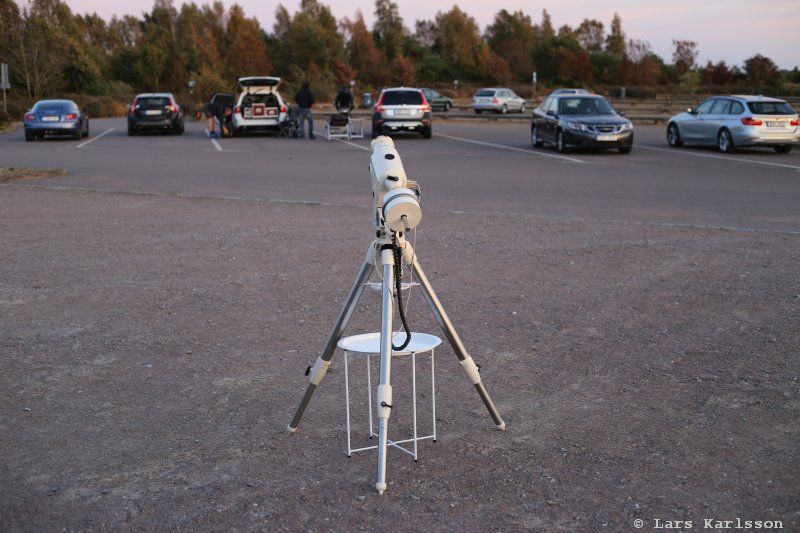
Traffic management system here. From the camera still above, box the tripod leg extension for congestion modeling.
[403,245,506,430]
[288,252,375,433]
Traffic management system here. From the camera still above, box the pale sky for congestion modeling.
[31,0,800,69]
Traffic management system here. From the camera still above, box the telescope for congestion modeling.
[288,137,505,494]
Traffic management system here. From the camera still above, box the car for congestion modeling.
[371,87,432,139]
[231,76,288,136]
[472,88,526,114]
[531,93,633,154]
[420,88,453,111]
[23,99,89,141]
[549,88,591,95]
[128,93,184,135]
[666,95,799,153]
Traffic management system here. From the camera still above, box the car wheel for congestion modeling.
[475,109,482,114]
[774,145,793,154]
[422,125,432,139]
[127,124,136,136]
[444,102,451,112]
[500,104,508,115]
[618,146,632,154]
[717,128,735,153]
[531,125,543,148]
[667,123,683,147]
[24,132,35,142]
[556,129,567,153]
[520,103,526,113]
[72,128,82,140]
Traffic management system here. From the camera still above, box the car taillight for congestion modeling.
[420,103,430,112]
[280,105,287,113]
[234,106,240,114]
[791,118,799,126]
[375,104,384,112]
[741,117,762,126]
[24,113,35,121]
[65,113,78,120]
[493,97,498,104]
[168,105,177,113]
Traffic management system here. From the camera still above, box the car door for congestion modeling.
[700,98,731,142]
[543,97,560,141]
[681,99,715,141]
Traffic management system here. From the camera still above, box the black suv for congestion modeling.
[371,88,432,139]
[128,93,184,135]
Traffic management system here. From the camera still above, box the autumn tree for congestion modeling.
[435,6,489,81]
[224,5,270,81]
[744,54,781,86]
[485,10,536,82]
[672,39,698,76]
[373,0,404,60]
[342,11,386,86]
[575,19,604,52]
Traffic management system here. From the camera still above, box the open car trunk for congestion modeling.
[237,77,281,120]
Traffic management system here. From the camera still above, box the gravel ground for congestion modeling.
[1,186,798,532]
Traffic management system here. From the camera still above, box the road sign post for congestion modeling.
[1,63,9,113]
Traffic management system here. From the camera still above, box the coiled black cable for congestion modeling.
[391,232,412,351]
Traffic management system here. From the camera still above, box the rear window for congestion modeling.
[138,97,171,108]
[381,91,423,105]
[34,101,75,112]
[747,101,795,115]
[475,89,495,97]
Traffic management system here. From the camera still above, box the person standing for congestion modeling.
[334,85,354,113]
[295,81,315,139]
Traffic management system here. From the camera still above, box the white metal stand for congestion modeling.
[339,332,440,460]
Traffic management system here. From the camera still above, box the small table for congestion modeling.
[338,332,441,460]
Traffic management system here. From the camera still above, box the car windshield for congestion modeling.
[382,91,423,105]
[475,90,495,97]
[559,97,615,115]
[138,96,171,108]
[747,101,795,115]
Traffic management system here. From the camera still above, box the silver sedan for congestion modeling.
[666,95,799,153]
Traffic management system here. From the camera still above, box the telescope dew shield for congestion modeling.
[382,188,421,232]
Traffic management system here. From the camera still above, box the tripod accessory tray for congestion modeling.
[338,332,441,460]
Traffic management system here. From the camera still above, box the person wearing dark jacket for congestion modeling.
[334,86,354,113]
[295,81,315,139]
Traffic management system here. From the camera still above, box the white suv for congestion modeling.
[232,76,287,135]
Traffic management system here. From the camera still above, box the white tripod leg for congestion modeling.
[288,245,376,433]
[402,242,506,430]
[375,244,395,494]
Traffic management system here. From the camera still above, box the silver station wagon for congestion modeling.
[666,95,799,153]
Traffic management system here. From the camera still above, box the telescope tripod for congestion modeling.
[288,231,505,495]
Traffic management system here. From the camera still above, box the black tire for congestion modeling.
[531,125,543,148]
[774,145,793,154]
[444,102,451,112]
[520,103,526,113]
[718,128,735,153]
[618,146,632,154]
[499,104,507,115]
[667,123,683,147]
[475,109,482,114]
[422,125,432,139]
[556,129,567,153]
[371,130,379,139]
[25,132,35,142]
[72,128,82,141]
[127,124,136,136]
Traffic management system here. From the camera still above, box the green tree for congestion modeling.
[373,0,404,60]
[224,4,270,81]
[605,12,625,58]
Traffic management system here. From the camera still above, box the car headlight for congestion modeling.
[567,122,588,132]
[618,122,633,132]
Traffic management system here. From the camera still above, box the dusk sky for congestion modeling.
[39,0,800,69]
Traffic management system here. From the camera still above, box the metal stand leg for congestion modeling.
[402,243,506,431]
[375,246,395,495]
[288,246,375,433]
[344,350,352,457]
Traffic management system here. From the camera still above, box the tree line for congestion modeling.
[1,0,798,108]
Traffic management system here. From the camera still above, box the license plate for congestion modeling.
[393,109,410,116]
[145,110,161,116]
[597,134,618,141]
[766,121,786,127]
[42,116,59,122]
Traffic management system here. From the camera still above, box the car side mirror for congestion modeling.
[687,107,696,114]
[546,110,555,117]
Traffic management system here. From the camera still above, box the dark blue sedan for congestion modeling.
[24,99,89,141]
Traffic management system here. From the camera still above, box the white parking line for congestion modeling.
[77,128,114,148]
[435,133,585,163]
[204,130,223,151]
[639,145,800,171]
[337,139,369,151]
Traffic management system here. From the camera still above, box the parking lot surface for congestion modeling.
[1,119,799,531]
